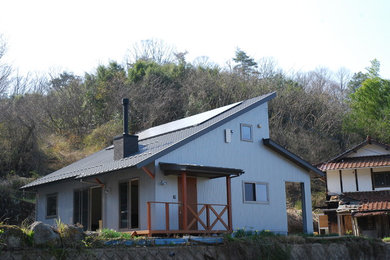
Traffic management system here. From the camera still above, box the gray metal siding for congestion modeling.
[155,102,313,234]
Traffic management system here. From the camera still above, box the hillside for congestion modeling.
[0,40,388,224]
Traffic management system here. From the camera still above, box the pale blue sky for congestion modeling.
[1,0,389,78]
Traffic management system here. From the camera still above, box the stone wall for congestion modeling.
[1,241,390,260]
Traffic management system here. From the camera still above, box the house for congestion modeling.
[22,92,323,236]
[318,137,390,238]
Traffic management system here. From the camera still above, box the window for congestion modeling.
[73,189,89,230]
[240,124,253,142]
[243,182,268,203]
[119,179,139,229]
[46,193,57,218]
[374,172,390,188]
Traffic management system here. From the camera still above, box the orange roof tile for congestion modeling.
[342,191,390,213]
[318,155,390,171]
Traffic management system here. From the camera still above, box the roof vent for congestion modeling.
[114,98,139,160]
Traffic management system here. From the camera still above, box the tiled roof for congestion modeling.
[341,191,390,213]
[318,155,390,171]
[23,93,277,189]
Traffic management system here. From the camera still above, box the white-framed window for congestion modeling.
[243,181,269,203]
[46,193,58,218]
[240,123,253,142]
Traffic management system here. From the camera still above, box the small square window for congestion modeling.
[240,124,253,142]
[243,182,268,203]
[46,193,57,218]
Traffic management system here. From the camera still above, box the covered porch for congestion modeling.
[139,163,244,236]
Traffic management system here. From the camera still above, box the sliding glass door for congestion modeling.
[119,179,139,229]
[73,189,89,230]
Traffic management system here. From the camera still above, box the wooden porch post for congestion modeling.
[226,176,232,231]
[147,202,151,237]
[337,213,341,236]
[182,172,188,230]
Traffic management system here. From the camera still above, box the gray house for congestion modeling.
[22,92,323,236]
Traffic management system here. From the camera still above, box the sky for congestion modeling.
[0,0,389,78]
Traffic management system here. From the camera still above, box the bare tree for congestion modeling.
[257,57,279,79]
[0,36,11,96]
[335,67,351,96]
[126,39,176,65]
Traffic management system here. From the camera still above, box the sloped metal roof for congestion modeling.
[22,92,276,189]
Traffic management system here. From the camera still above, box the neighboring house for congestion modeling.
[318,137,390,238]
[22,92,323,236]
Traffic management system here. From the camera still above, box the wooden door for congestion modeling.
[178,176,198,230]
[343,215,353,234]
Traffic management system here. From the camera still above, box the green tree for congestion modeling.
[345,74,390,142]
[233,48,258,75]
[347,59,380,94]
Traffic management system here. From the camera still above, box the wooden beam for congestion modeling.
[147,202,151,237]
[142,166,155,179]
[209,206,228,230]
[371,168,375,190]
[165,203,170,231]
[226,176,232,231]
[206,204,210,230]
[182,172,188,230]
[134,229,230,235]
[339,170,343,193]
[337,213,341,236]
[354,169,359,191]
[95,178,105,187]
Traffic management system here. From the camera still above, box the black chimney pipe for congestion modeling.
[113,98,138,160]
[122,98,129,135]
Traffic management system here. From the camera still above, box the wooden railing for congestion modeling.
[146,201,231,234]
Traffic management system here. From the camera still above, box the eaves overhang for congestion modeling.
[159,162,244,179]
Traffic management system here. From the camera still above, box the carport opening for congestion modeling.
[285,182,306,234]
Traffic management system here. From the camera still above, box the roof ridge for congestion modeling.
[323,138,390,163]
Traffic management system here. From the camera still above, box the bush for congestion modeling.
[99,229,132,240]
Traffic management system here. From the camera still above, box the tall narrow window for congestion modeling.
[240,124,253,142]
[119,179,139,229]
[119,182,128,229]
[46,193,57,218]
[244,183,256,201]
[73,189,89,230]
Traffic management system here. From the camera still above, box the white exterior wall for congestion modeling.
[327,170,341,194]
[327,167,390,193]
[36,181,87,226]
[154,102,314,234]
[36,165,155,230]
[341,169,356,192]
[357,168,372,191]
